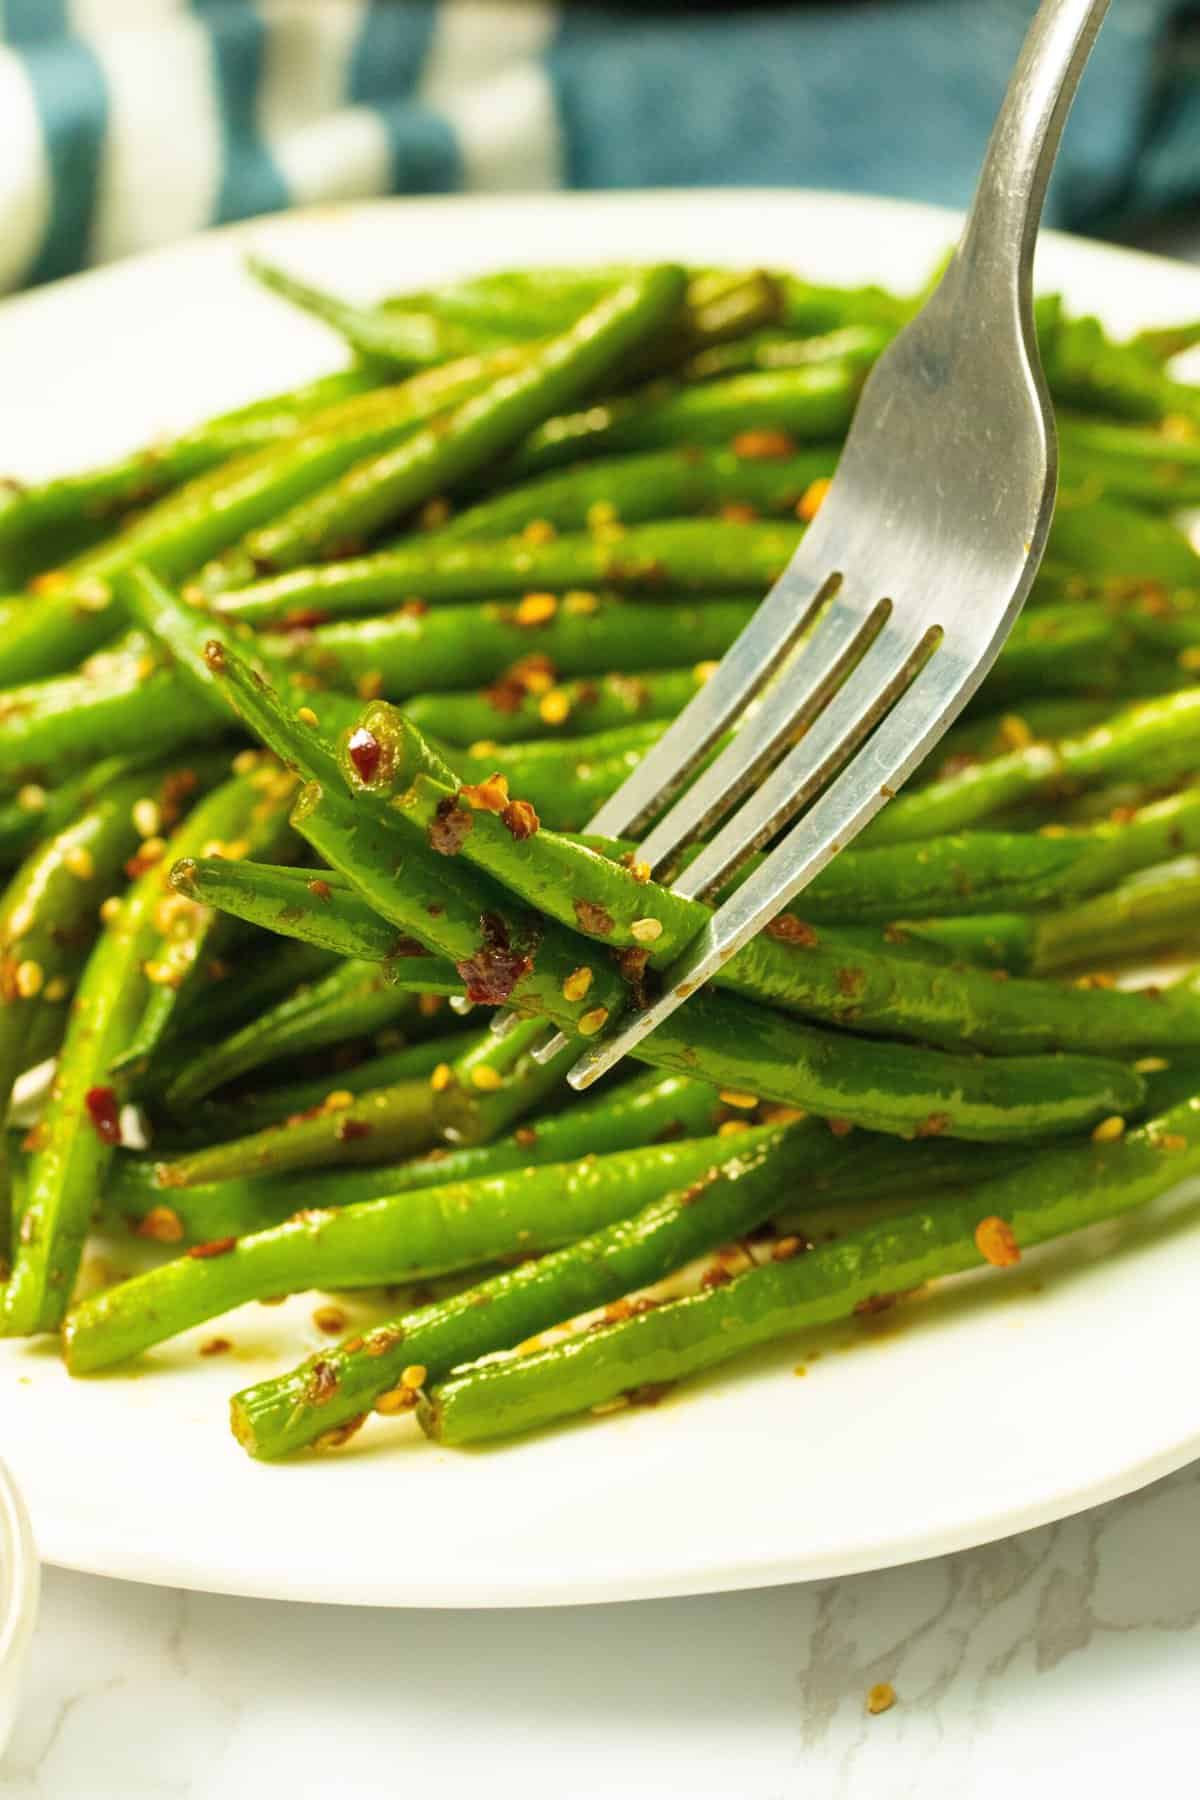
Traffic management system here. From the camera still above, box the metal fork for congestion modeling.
[512,0,1111,1088]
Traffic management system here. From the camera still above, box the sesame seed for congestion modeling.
[430,1062,454,1092]
[630,861,651,884]
[99,896,122,924]
[630,917,663,944]
[401,1364,427,1389]
[797,475,832,520]
[14,960,43,998]
[522,517,557,545]
[577,1006,609,1036]
[719,1090,759,1110]
[323,1090,354,1112]
[132,798,161,839]
[375,1386,419,1416]
[866,1682,896,1716]
[563,589,598,615]
[16,784,46,813]
[136,1206,184,1244]
[562,967,593,1002]
[718,1119,750,1137]
[1135,1056,1169,1073]
[313,1304,347,1334]
[232,748,261,775]
[470,1065,504,1092]
[539,689,572,725]
[515,592,558,626]
[295,705,320,727]
[1091,1115,1126,1144]
[43,977,69,1002]
[586,501,618,530]
[998,713,1034,750]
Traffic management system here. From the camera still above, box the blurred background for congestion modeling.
[0,0,1197,294]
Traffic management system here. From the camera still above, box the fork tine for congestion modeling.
[567,647,950,1090]
[673,620,941,903]
[632,592,890,878]
[584,565,838,841]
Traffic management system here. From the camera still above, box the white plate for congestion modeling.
[0,190,1198,1609]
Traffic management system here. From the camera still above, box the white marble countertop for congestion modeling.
[5,1458,1200,1799]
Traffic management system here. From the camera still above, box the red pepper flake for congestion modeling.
[514,1126,538,1147]
[428,796,474,856]
[827,1117,854,1138]
[305,1358,340,1403]
[573,898,615,936]
[836,966,865,998]
[135,1206,184,1244]
[84,1086,122,1146]
[392,935,429,958]
[456,911,534,1005]
[346,726,383,785]
[459,773,511,814]
[916,1112,952,1138]
[501,799,540,840]
[336,1118,372,1142]
[766,913,819,948]
[731,428,797,460]
[188,1236,238,1259]
[307,878,333,901]
[199,1337,233,1357]
[701,1265,734,1289]
[280,607,331,630]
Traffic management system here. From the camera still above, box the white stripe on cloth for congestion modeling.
[420,0,564,191]
[68,1,221,266]
[257,0,391,206]
[0,46,52,293]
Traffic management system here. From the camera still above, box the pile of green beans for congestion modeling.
[0,256,1197,1463]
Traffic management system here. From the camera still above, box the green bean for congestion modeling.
[169,857,409,963]
[894,856,1200,975]
[403,667,706,746]
[153,1030,475,1146]
[681,323,892,383]
[510,365,862,479]
[433,445,835,543]
[1130,319,1200,360]
[112,763,302,1078]
[0,768,256,1334]
[0,365,517,687]
[864,689,1200,846]
[220,518,801,626]
[0,756,141,870]
[1058,413,1200,509]
[228,1121,815,1456]
[269,595,755,696]
[0,633,226,788]
[0,759,216,1246]
[1044,494,1200,589]
[120,566,363,767]
[0,367,380,555]
[248,259,490,368]
[105,1069,724,1243]
[431,1016,577,1147]
[234,267,688,575]
[392,764,1200,1056]
[67,1128,771,1374]
[421,1089,1200,1444]
[1043,313,1200,422]
[295,779,1142,1141]
[149,1077,438,1192]
[163,959,431,1107]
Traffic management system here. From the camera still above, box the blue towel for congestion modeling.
[0,1,1194,294]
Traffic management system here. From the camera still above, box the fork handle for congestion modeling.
[959,0,1109,297]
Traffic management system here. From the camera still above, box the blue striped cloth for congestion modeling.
[0,1,1195,295]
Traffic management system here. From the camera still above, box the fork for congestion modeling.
[508,0,1111,1087]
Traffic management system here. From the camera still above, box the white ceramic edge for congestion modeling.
[3,188,1200,1607]
[27,1429,1200,1610]
[0,1461,39,1732]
